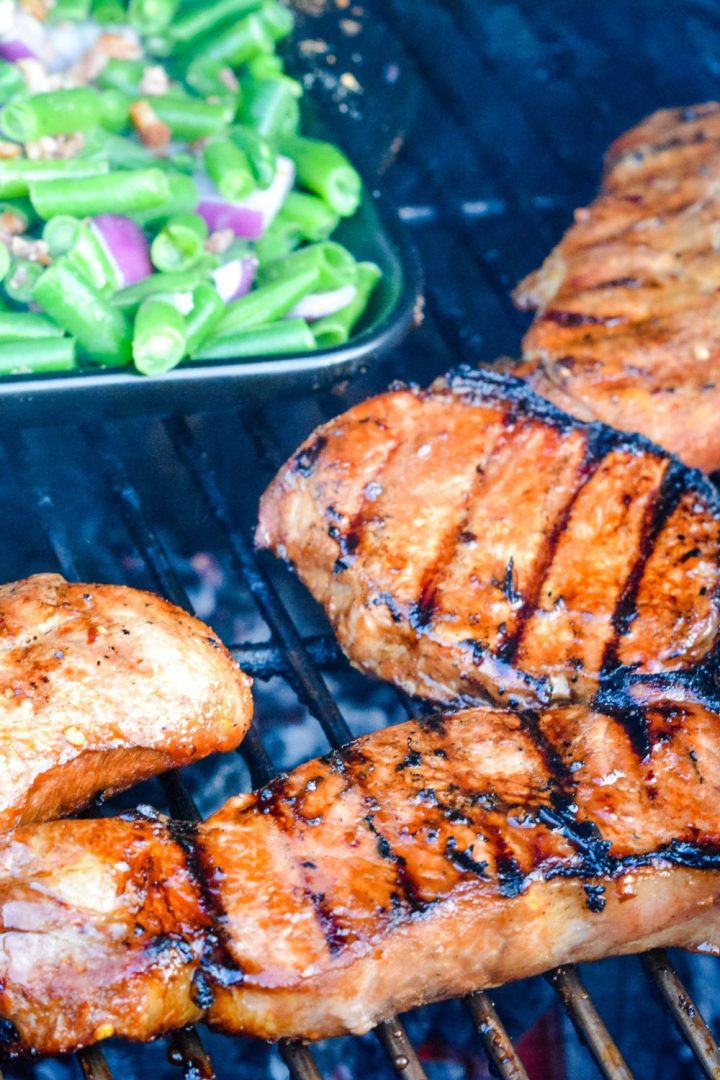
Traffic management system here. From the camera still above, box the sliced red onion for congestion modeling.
[91,214,152,288]
[287,284,357,322]
[196,155,295,240]
[212,256,258,303]
[0,10,45,63]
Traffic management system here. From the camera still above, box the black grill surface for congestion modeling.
[4,2,720,1079]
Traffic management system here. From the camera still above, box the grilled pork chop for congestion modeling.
[0,699,719,1057]
[513,102,720,472]
[257,368,720,708]
[0,573,252,830]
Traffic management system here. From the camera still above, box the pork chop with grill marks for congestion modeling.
[1,696,720,1056]
[0,573,252,831]
[256,368,720,709]
[513,102,720,472]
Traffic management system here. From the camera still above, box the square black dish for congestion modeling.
[0,6,423,425]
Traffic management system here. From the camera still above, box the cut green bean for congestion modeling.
[0,61,25,105]
[0,158,109,199]
[193,317,314,359]
[169,0,263,48]
[247,52,284,80]
[0,199,34,234]
[0,311,65,340]
[184,282,226,355]
[128,0,179,35]
[151,94,235,141]
[254,217,302,264]
[213,265,319,335]
[185,57,241,105]
[151,213,208,273]
[277,191,339,241]
[4,258,44,304]
[132,297,186,375]
[29,168,170,219]
[33,258,132,365]
[135,172,199,227]
[241,76,300,142]
[193,12,273,67]
[0,338,77,375]
[44,217,118,291]
[259,241,357,292]
[91,0,126,22]
[1,89,103,142]
[230,124,276,187]
[312,261,381,347]
[258,0,294,41]
[96,59,145,96]
[281,134,361,217]
[98,88,132,132]
[113,262,217,310]
[203,138,255,201]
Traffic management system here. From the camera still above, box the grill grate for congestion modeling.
[3,1,720,1078]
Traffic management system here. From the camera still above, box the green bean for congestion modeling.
[0,61,25,105]
[4,258,44,304]
[1,88,103,142]
[277,191,339,241]
[185,57,240,105]
[247,52,284,80]
[128,0,179,35]
[184,282,225,355]
[193,317,314,359]
[253,217,302,264]
[96,59,145,96]
[240,76,300,143]
[0,199,33,234]
[193,12,272,67]
[151,94,235,141]
[259,241,357,292]
[312,261,381,347]
[135,172,198,227]
[91,0,126,22]
[151,213,208,273]
[33,258,132,366]
[203,138,255,201]
[281,134,361,217]
[98,88,132,132]
[0,158,109,199]
[113,262,217,310]
[0,311,65,340]
[44,217,117,291]
[0,338,77,375]
[168,0,263,48]
[29,168,170,219]
[259,0,294,41]
[230,124,276,187]
[48,0,91,21]
[213,265,319,336]
[132,297,186,375]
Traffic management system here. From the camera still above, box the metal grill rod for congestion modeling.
[547,966,633,1080]
[464,992,529,1080]
[641,951,720,1080]
[163,414,430,1080]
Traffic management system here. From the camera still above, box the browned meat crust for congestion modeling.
[513,102,720,472]
[0,573,253,830]
[257,368,720,709]
[1,699,720,1055]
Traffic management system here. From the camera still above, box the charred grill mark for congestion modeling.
[165,819,244,1004]
[292,435,327,477]
[444,835,489,877]
[543,310,626,328]
[497,427,605,666]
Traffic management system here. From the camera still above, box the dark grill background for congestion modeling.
[4,1,720,1078]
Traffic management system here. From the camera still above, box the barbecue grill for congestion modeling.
[4,1,720,1077]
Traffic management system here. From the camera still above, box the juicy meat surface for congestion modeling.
[1,699,720,1056]
[257,368,720,708]
[513,102,720,472]
[0,573,252,830]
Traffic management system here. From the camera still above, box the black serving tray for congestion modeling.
[1,5,422,425]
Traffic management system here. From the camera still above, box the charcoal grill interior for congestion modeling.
[4,1,720,1078]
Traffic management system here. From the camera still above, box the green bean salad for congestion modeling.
[0,0,379,376]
